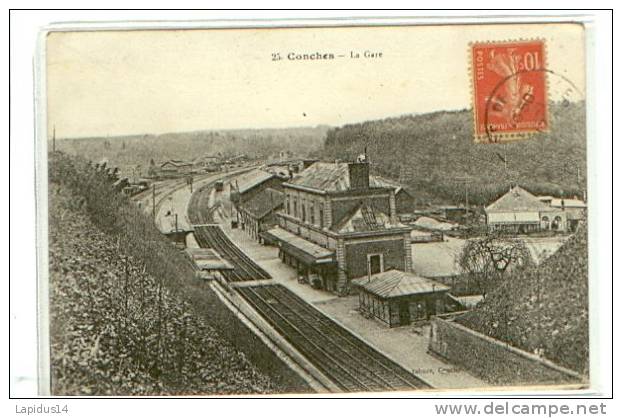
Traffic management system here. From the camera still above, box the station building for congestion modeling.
[231,168,286,237]
[485,186,568,233]
[262,161,413,294]
[230,168,284,205]
[237,188,285,241]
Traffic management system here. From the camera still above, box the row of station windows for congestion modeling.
[285,194,325,228]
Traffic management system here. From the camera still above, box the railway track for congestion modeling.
[185,168,429,392]
[194,225,271,282]
[237,284,431,392]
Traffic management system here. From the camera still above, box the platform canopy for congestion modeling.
[185,248,234,271]
[262,226,336,265]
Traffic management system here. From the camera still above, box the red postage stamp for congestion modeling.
[471,40,548,143]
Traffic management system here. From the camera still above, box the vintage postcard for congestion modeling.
[40,19,590,396]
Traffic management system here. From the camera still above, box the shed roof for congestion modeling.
[352,270,449,298]
[234,169,277,194]
[486,186,553,213]
[239,188,284,220]
[185,248,234,270]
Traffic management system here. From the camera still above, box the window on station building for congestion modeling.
[293,198,298,218]
[319,203,324,228]
[310,202,315,224]
[302,200,306,222]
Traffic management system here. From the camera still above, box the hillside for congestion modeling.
[456,226,589,375]
[56,125,329,176]
[48,152,286,395]
[318,102,586,206]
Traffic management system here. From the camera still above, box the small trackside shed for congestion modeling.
[352,270,450,327]
[185,247,234,281]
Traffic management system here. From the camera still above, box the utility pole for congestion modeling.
[503,144,508,173]
[455,177,471,211]
[152,184,156,219]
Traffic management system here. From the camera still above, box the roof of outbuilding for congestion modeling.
[486,186,553,213]
[352,270,450,298]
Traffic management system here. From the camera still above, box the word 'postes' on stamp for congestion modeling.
[471,40,548,143]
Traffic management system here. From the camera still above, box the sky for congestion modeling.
[46,23,585,139]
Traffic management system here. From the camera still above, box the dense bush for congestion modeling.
[48,152,281,395]
[456,226,589,375]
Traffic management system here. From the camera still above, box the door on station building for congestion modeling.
[368,254,382,276]
[398,301,411,326]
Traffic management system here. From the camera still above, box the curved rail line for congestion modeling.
[194,225,270,281]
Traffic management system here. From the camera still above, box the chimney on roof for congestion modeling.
[302,159,317,170]
[348,161,370,190]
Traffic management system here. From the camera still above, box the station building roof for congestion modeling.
[234,169,277,194]
[285,162,401,194]
[352,270,449,299]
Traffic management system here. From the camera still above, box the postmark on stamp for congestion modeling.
[471,40,548,143]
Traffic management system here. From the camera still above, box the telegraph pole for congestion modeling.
[504,144,508,173]
[455,177,471,211]
[152,184,156,219]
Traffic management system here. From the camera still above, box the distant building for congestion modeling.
[262,161,412,294]
[238,188,285,241]
[438,206,468,223]
[352,270,450,327]
[193,155,221,172]
[550,198,587,232]
[159,160,193,175]
[112,177,130,193]
[486,186,567,233]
